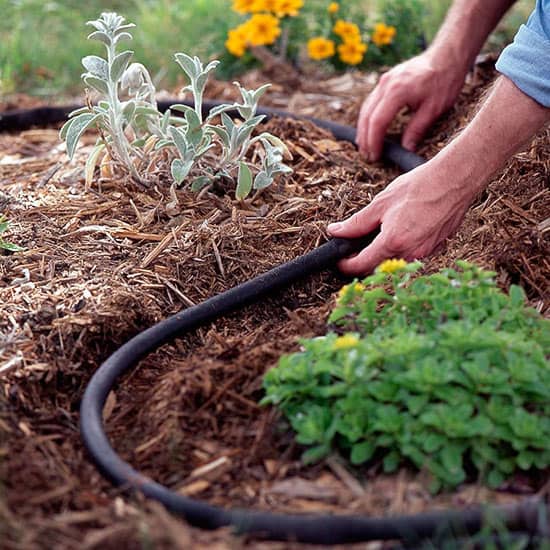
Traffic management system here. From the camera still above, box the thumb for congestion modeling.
[328,204,380,239]
[401,102,435,151]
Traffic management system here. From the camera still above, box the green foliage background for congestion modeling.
[0,0,534,96]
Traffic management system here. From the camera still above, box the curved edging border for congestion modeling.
[1,102,547,544]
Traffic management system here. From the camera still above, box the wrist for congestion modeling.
[425,43,471,79]
[426,145,490,203]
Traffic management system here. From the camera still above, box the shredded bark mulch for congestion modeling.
[0,62,548,549]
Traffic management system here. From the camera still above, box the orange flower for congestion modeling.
[246,13,281,46]
[371,23,396,47]
[226,24,249,57]
[251,0,279,12]
[232,0,256,14]
[307,37,335,60]
[338,40,367,65]
[275,0,304,17]
[333,19,361,41]
[328,2,339,14]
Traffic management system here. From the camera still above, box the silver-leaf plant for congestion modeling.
[60,12,292,200]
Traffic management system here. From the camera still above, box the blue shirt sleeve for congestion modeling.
[496,0,550,107]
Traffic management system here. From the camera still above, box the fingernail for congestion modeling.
[328,222,342,232]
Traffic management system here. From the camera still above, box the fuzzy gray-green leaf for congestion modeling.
[82,55,108,79]
[87,30,111,45]
[236,162,253,200]
[171,158,193,184]
[191,176,211,192]
[65,113,98,159]
[253,170,273,190]
[83,75,109,95]
[174,53,197,80]
[110,50,134,82]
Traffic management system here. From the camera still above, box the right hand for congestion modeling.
[356,52,468,160]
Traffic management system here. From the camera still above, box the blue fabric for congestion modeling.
[496,0,550,107]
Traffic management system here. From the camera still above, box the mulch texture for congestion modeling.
[0,60,548,549]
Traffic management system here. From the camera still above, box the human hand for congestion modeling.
[327,161,477,275]
[356,52,467,161]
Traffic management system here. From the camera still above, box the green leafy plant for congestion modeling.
[262,261,550,493]
[0,216,23,252]
[60,12,291,200]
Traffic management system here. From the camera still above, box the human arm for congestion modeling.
[356,0,517,160]
[330,75,550,275]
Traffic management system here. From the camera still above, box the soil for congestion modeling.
[0,60,549,549]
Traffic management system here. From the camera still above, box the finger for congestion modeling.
[401,101,436,151]
[327,202,381,239]
[366,93,404,161]
[356,86,383,156]
[336,231,392,276]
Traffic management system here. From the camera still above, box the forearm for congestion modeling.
[429,0,517,72]
[430,75,550,200]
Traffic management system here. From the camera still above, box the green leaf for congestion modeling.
[171,159,193,184]
[516,450,535,470]
[85,143,106,187]
[121,101,136,125]
[190,176,211,193]
[83,75,109,95]
[87,30,111,45]
[253,171,273,190]
[383,451,400,473]
[65,113,99,159]
[350,441,375,464]
[302,444,330,464]
[207,125,230,148]
[487,468,505,489]
[82,55,108,79]
[114,32,133,44]
[68,106,92,118]
[0,240,24,252]
[206,103,236,121]
[110,50,133,82]
[421,432,445,453]
[174,52,197,79]
[170,103,196,117]
[509,284,525,307]
[440,444,464,480]
[236,162,253,200]
[169,126,191,158]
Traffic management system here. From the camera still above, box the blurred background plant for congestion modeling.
[224,0,416,73]
[0,0,535,98]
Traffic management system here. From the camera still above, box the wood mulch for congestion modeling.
[0,61,548,549]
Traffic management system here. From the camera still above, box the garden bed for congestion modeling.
[1,63,549,548]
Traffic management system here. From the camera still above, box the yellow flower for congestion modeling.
[337,281,365,300]
[333,19,361,41]
[225,24,249,57]
[338,40,367,65]
[232,0,256,14]
[251,0,278,12]
[333,334,360,350]
[275,0,304,17]
[371,23,396,47]
[246,13,281,45]
[328,2,339,14]
[377,258,408,274]
[307,37,335,60]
